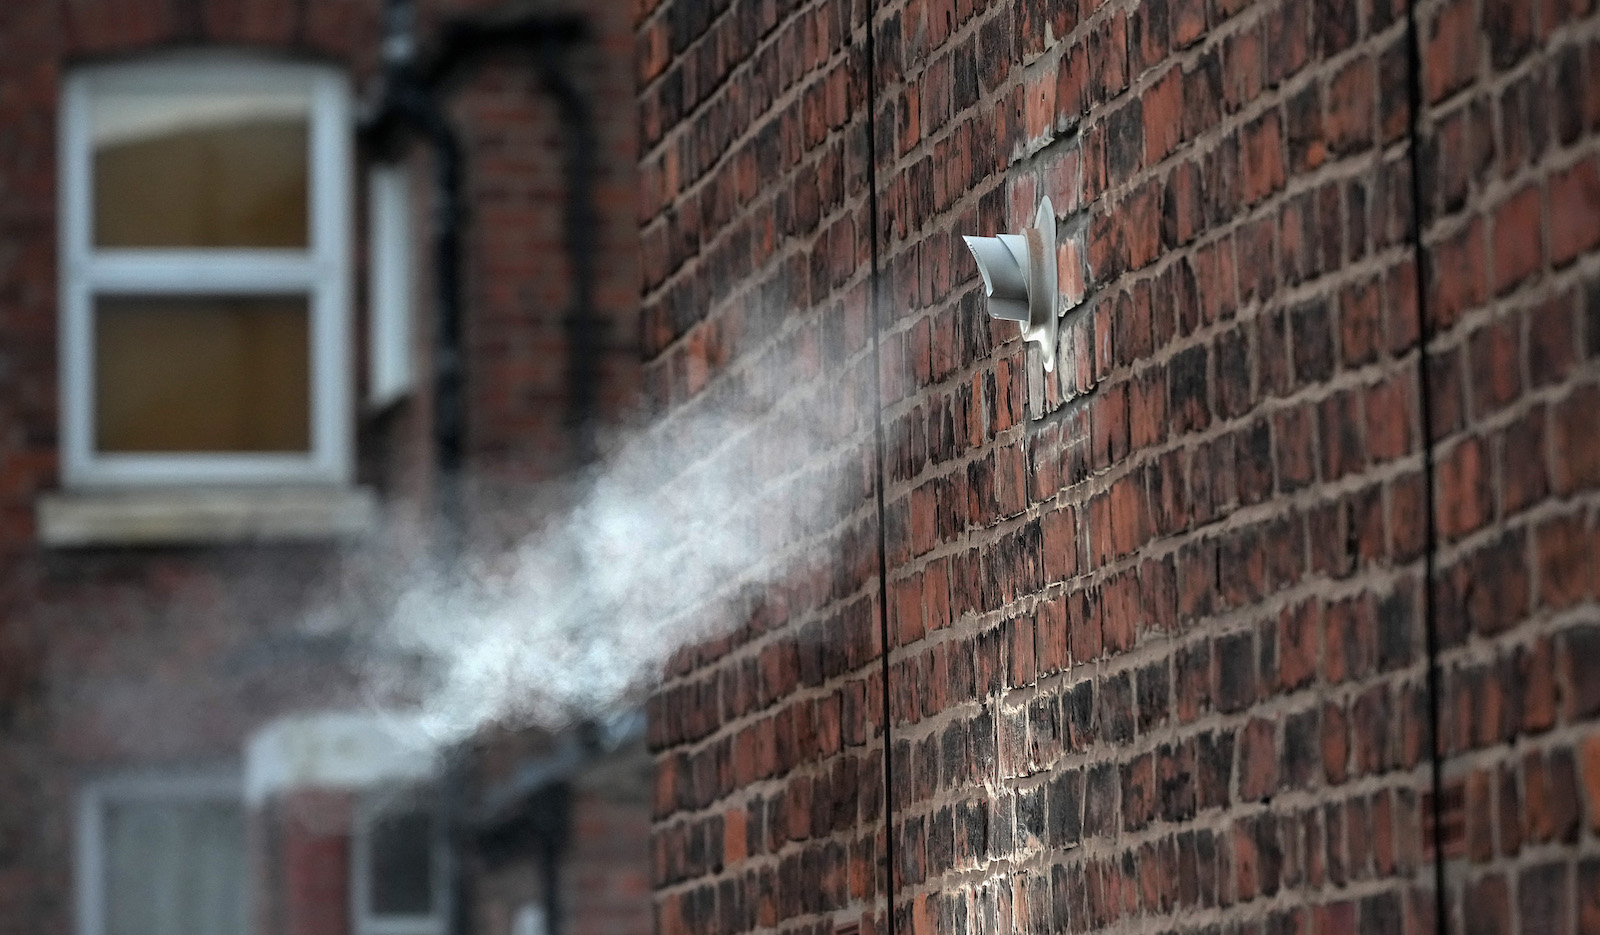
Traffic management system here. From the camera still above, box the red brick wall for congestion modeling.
[0,1,640,933]
[569,789,655,935]
[255,791,354,935]
[639,6,1600,935]
[636,0,890,934]
[1413,0,1600,930]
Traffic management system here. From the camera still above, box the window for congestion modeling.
[367,163,416,408]
[77,771,247,935]
[60,54,352,487]
[353,792,448,935]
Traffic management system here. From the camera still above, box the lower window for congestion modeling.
[354,791,447,935]
[78,772,247,935]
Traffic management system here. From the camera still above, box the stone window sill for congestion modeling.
[36,485,379,548]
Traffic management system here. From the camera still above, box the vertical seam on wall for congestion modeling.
[1401,2,1449,933]
[860,0,896,930]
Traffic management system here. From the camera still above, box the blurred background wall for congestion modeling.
[0,2,647,934]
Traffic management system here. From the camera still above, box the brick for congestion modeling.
[1518,863,1570,935]
[1340,277,1382,367]
[1582,737,1600,834]
[1524,749,1581,844]
[1549,158,1600,266]
[1319,390,1365,481]
[1491,185,1545,295]
[1275,405,1319,492]
[1242,111,1287,206]
[1326,57,1376,155]
[1428,217,1488,331]
[1463,874,1511,935]
[1424,0,1479,103]
[1197,730,1235,810]
[1469,314,1522,417]
[1239,718,1279,801]
[1215,631,1258,712]
[1288,83,1327,173]
[1436,436,1492,540]
[1145,66,1184,166]
[1498,71,1552,180]
[1566,626,1600,718]
[1365,373,1414,463]
[1551,384,1600,492]
[1536,512,1592,608]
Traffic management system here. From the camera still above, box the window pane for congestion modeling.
[104,799,247,935]
[95,296,311,454]
[368,808,435,916]
[91,87,310,248]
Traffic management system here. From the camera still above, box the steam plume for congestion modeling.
[360,367,874,746]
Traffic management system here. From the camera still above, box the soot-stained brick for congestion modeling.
[1084,763,1120,837]
[1169,344,1212,433]
[1064,680,1097,749]
[1137,660,1172,731]
[1283,707,1321,789]
[1100,671,1136,743]
[1158,740,1198,821]
[1047,768,1084,847]
[942,720,970,790]
[1215,630,1258,712]
[1291,298,1335,386]
[1197,730,1235,810]
[970,708,997,778]
[1016,784,1047,847]
[987,793,1015,858]
[1376,586,1416,671]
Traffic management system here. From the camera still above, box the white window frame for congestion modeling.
[59,53,353,488]
[367,163,416,409]
[75,769,246,935]
[351,788,450,935]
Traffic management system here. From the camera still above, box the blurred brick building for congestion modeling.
[0,1,649,934]
[6,1,1600,935]
[636,5,1600,935]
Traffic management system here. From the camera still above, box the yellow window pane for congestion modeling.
[95,296,311,454]
[91,89,310,248]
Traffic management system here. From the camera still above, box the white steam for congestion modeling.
[360,383,872,746]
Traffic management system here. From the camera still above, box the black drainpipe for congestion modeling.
[861,1,898,933]
[362,2,599,545]
[417,14,600,473]
[360,5,596,935]
[1400,2,1449,932]
[363,0,468,551]
[532,47,602,468]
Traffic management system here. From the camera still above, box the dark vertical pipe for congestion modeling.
[423,107,467,553]
[366,13,597,935]
[416,16,597,473]
[534,41,603,469]
[441,750,476,935]
[539,782,571,935]
[375,0,469,554]
[860,2,895,934]
[372,10,472,934]
[1401,2,1449,933]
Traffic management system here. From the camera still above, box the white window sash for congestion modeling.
[58,56,353,489]
[367,164,416,408]
[75,770,244,935]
